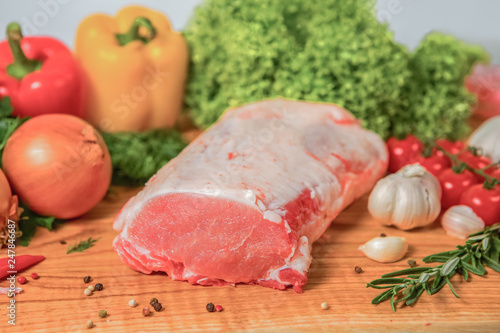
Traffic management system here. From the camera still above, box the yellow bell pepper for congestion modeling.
[75,6,188,132]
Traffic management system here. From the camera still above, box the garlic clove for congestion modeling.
[359,236,408,263]
[441,205,485,239]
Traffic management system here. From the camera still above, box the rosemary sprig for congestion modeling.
[367,223,500,311]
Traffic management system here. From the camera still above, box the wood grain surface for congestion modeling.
[1,186,499,332]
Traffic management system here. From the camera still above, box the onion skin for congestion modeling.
[2,114,112,219]
[0,169,19,229]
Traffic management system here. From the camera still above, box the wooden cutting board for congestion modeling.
[0,186,499,332]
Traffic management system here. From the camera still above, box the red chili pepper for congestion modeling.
[0,23,85,118]
[0,254,45,280]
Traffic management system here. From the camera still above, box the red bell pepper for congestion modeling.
[0,23,85,118]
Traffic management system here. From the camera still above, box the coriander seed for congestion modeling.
[354,266,363,274]
[99,310,107,318]
[407,259,417,267]
[321,302,329,310]
[153,302,162,312]
[83,276,92,283]
[150,297,158,305]
[94,283,103,291]
[84,288,92,296]
[142,307,151,317]
[206,303,215,312]
[86,320,93,329]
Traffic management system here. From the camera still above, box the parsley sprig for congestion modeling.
[368,223,500,311]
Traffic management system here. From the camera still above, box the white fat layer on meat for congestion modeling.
[113,98,388,288]
[260,236,312,286]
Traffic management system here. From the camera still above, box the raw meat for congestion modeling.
[113,99,388,292]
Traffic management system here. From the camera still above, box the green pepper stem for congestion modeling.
[115,17,156,46]
[6,22,42,80]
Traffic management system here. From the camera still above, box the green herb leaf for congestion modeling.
[367,278,411,286]
[482,255,500,273]
[441,257,460,276]
[482,237,490,252]
[17,204,63,246]
[381,267,431,278]
[444,276,459,298]
[462,267,469,281]
[66,237,100,254]
[406,286,425,306]
[461,260,485,276]
[101,129,187,186]
[372,289,395,305]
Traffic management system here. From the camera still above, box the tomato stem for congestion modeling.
[436,144,499,189]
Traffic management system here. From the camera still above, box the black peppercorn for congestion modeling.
[380,233,387,237]
[407,259,417,267]
[94,283,103,291]
[206,303,215,312]
[153,302,162,312]
[60,240,67,245]
[83,276,92,283]
[354,266,363,274]
[150,298,158,306]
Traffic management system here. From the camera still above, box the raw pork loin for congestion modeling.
[113,99,388,292]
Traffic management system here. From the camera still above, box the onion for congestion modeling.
[2,114,112,219]
[0,169,19,229]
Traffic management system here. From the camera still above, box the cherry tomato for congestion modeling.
[415,150,451,178]
[460,184,500,226]
[458,152,492,182]
[386,135,423,173]
[438,169,479,210]
[486,166,500,179]
[436,139,465,155]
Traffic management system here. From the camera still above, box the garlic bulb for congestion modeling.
[442,205,485,239]
[368,163,442,230]
[359,236,408,263]
[468,116,500,163]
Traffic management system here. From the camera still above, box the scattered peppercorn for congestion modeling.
[354,266,363,274]
[17,276,27,284]
[86,320,93,329]
[84,289,92,296]
[87,285,95,291]
[321,302,329,310]
[83,276,92,283]
[60,240,67,245]
[206,303,215,312]
[215,305,223,312]
[94,283,103,291]
[150,297,158,305]
[99,310,107,318]
[142,307,151,317]
[153,302,162,312]
[407,259,417,267]
[129,299,137,307]
[380,233,387,237]
[30,272,39,280]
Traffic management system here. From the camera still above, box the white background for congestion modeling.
[0,0,499,63]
